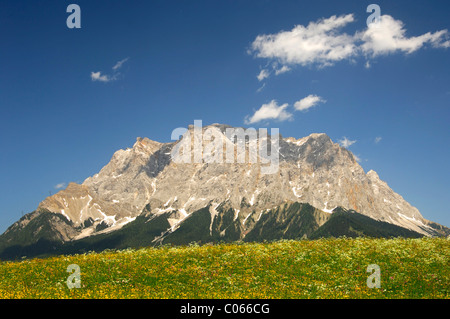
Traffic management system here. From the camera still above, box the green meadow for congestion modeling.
[0,237,448,299]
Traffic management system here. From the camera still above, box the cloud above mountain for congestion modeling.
[54,182,66,190]
[250,13,449,78]
[112,57,129,71]
[338,136,357,148]
[359,15,450,57]
[294,95,326,112]
[245,95,326,124]
[90,71,113,82]
[251,14,357,69]
[91,57,130,82]
[244,100,292,124]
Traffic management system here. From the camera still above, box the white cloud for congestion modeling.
[257,69,270,81]
[375,136,382,144]
[338,136,356,148]
[91,57,129,82]
[245,100,292,124]
[256,64,291,82]
[353,154,362,163]
[54,183,66,190]
[91,71,112,82]
[250,14,358,68]
[359,15,449,57]
[294,94,325,111]
[274,65,291,75]
[112,57,129,71]
[256,83,266,93]
[250,14,449,70]
[245,94,325,123]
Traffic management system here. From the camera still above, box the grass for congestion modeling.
[0,237,448,299]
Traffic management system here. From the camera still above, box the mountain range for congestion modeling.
[1,123,448,260]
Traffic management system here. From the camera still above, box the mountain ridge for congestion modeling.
[1,123,448,259]
[0,202,427,260]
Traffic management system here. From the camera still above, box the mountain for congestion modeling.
[1,123,448,259]
[308,207,424,239]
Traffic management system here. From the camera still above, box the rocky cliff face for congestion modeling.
[2,123,447,255]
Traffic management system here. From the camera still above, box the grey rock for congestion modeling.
[18,124,450,242]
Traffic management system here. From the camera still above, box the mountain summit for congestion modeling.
[1,123,448,259]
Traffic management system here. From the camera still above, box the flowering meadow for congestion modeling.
[0,238,448,299]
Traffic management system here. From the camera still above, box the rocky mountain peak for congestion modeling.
[134,137,161,150]
[308,132,330,140]
[9,123,447,247]
[285,132,330,147]
[367,169,379,178]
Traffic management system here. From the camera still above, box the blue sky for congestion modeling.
[0,0,449,233]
